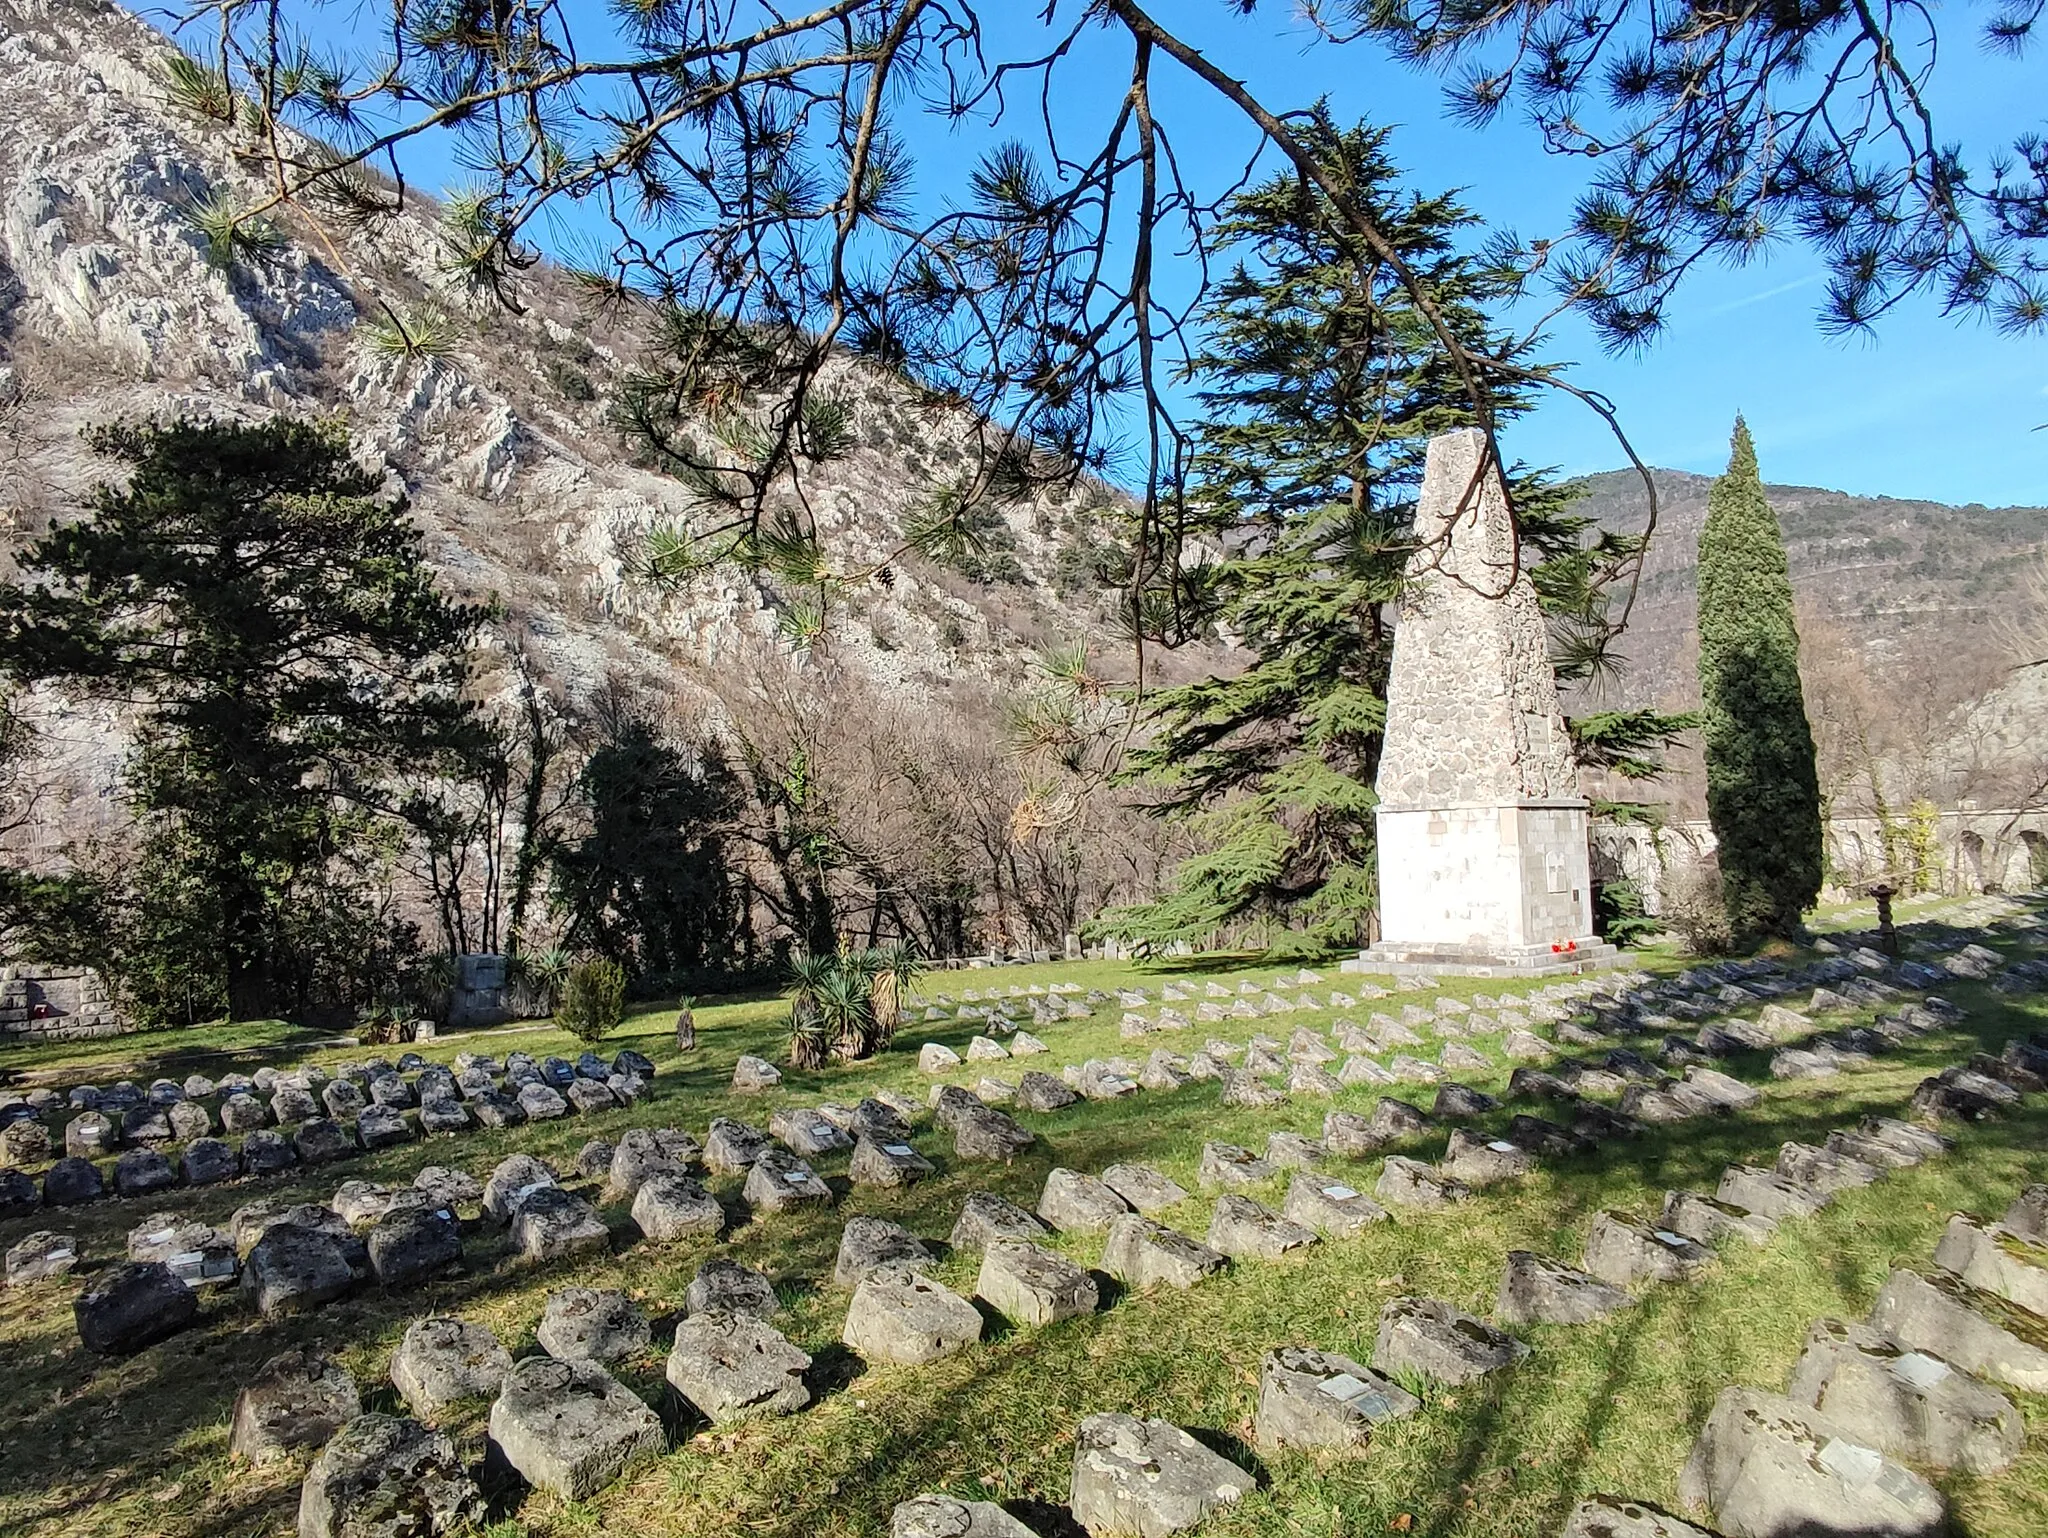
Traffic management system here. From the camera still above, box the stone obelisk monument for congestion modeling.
[1356,428,1614,975]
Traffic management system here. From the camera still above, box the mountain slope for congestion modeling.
[1573,467,2048,712]
[0,0,1204,860]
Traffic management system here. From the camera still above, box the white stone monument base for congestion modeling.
[1348,801,1619,977]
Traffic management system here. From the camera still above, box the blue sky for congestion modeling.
[242,1,2046,507]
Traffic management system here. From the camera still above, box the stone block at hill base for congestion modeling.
[391,1318,515,1415]
[1659,1191,1777,1249]
[368,1207,461,1289]
[745,1150,833,1213]
[843,1269,983,1366]
[1205,1195,1318,1261]
[1583,1212,1714,1287]
[229,1348,360,1463]
[1101,1163,1189,1215]
[1784,1317,2022,1473]
[1069,1412,1252,1538]
[75,1261,197,1354]
[298,1413,482,1538]
[488,1356,665,1501]
[849,1135,936,1187]
[7,1230,79,1286]
[834,1216,937,1288]
[1255,1345,1419,1451]
[665,1310,812,1424]
[1678,1386,1943,1538]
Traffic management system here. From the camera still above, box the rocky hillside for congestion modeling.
[0,0,1199,854]
[1573,468,2048,713]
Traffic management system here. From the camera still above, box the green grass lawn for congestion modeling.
[1,929,2044,1538]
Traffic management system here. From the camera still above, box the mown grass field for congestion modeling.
[1,913,2044,1538]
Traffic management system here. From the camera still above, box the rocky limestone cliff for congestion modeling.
[0,0,1203,856]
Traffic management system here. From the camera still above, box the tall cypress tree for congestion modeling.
[1696,417,1823,938]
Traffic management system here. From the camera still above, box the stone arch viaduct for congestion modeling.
[1592,809,2048,914]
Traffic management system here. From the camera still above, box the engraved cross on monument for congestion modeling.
[1354,428,1616,976]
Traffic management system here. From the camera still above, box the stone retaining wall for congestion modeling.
[0,965,124,1043]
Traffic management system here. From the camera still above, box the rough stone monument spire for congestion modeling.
[1355,428,1614,975]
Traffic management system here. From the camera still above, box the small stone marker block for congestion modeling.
[1442,1129,1538,1188]
[1070,1412,1251,1538]
[1933,1213,2048,1317]
[1255,1345,1418,1451]
[75,1261,197,1354]
[538,1287,651,1364]
[1496,1250,1633,1326]
[1869,1268,2048,1393]
[231,1349,360,1463]
[1101,1163,1189,1215]
[1717,1165,1829,1222]
[843,1268,983,1365]
[1583,1212,1714,1287]
[949,1191,1051,1252]
[1037,1168,1131,1232]
[298,1414,482,1538]
[1374,1297,1527,1385]
[631,1172,725,1241]
[1375,1155,1469,1212]
[391,1317,514,1415]
[243,1223,356,1316]
[1775,1141,1883,1195]
[488,1356,664,1501]
[1659,1191,1777,1249]
[890,1494,1038,1538]
[1677,1387,1944,1538]
[849,1134,935,1188]
[834,1215,936,1288]
[1101,1215,1226,1292]
[770,1106,854,1158]
[509,1187,610,1263]
[1205,1194,1318,1261]
[685,1257,780,1319]
[744,1150,833,1214]
[666,1310,811,1423]
[1785,1317,2022,1473]
[6,1230,79,1286]
[1281,1172,1387,1238]
[731,1055,782,1092]
[1197,1142,1275,1190]
[976,1238,1099,1326]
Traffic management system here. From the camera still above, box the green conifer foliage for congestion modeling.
[1696,417,1824,938]
[1104,111,1651,951]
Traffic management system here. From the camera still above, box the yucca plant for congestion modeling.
[866,940,925,1051]
[816,964,874,1063]
[786,952,835,1069]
